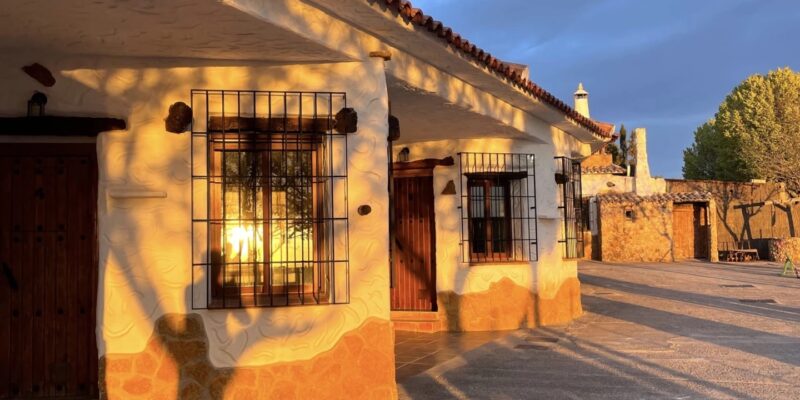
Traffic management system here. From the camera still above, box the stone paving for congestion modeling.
[397,261,800,399]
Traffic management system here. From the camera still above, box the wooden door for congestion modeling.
[692,203,709,259]
[672,203,709,260]
[391,172,437,311]
[0,144,98,399]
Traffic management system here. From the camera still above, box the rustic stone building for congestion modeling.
[596,192,718,262]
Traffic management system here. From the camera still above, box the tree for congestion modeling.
[605,141,621,164]
[683,68,800,193]
[617,124,629,167]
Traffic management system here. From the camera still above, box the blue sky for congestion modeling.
[410,0,800,178]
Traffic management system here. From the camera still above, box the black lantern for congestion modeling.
[27,92,47,117]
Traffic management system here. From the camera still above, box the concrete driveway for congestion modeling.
[398,261,800,399]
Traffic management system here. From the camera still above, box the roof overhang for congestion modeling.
[305,0,614,144]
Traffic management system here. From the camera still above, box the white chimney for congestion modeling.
[632,128,650,180]
[631,127,669,195]
[573,83,590,118]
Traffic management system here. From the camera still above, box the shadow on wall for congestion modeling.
[391,140,583,332]
[13,56,394,399]
[436,277,583,331]
[670,180,793,250]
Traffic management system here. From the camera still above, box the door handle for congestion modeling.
[2,261,18,291]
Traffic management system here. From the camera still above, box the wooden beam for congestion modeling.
[0,116,126,136]
[393,156,455,171]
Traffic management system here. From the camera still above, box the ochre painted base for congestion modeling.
[536,277,583,326]
[437,277,583,331]
[100,314,397,400]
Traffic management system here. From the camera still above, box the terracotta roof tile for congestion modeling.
[583,164,627,175]
[597,191,713,204]
[375,0,612,139]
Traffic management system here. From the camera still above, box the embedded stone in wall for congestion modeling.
[100,314,397,400]
[437,277,583,331]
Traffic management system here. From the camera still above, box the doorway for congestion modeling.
[0,144,98,399]
[391,168,437,311]
[673,202,709,260]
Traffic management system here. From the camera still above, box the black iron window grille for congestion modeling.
[555,156,584,259]
[459,152,538,263]
[191,90,349,309]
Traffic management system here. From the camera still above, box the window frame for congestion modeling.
[458,152,538,264]
[466,175,514,261]
[555,156,585,259]
[207,133,328,308]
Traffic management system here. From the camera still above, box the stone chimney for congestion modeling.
[631,127,668,195]
[574,83,589,118]
[632,128,650,180]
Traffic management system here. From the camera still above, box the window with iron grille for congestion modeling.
[555,156,584,259]
[459,153,538,263]
[191,90,349,309]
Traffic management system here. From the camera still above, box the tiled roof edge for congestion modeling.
[376,0,613,139]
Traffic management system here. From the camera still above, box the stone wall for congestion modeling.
[100,314,396,400]
[767,238,800,262]
[598,199,675,262]
[667,179,792,252]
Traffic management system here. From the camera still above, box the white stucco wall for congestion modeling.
[0,55,390,368]
[395,136,579,299]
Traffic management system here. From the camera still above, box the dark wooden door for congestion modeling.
[692,203,709,259]
[0,144,98,399]
[391,173,437,311]
[673,203,709,260]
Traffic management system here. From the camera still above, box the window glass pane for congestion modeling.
[469,184,486,254]
[270,150,315,290]
[490,185,506,217]
[492,218,508,253]
[470,185,484,218]
[220,151,265,288]
[470,219,486,254]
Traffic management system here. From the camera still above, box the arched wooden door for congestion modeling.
[0,144,98,399]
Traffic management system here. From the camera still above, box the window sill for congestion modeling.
[467,261,531,267]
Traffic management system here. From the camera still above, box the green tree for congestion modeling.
[617,124,629,167]
[605,142,621,164]
[683,68,800,192]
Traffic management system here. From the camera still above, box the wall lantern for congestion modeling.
[397,147,410,162]
[27,92,47,117]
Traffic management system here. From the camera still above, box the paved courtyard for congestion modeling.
[397,261,800,399]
